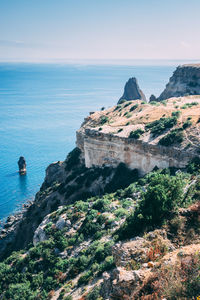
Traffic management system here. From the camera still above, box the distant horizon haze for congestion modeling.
[0,0,200,62]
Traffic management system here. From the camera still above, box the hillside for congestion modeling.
[0,164,200,299]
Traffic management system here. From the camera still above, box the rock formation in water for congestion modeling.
[158,64,200,101]
[118,77,146,104]
[18,156,26,174]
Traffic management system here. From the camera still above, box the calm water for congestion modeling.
[0,62,176,221]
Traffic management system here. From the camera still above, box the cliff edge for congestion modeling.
[158,64,200,101]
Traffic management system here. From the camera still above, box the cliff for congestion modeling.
[77,96,200,175]
[158,64,200,101]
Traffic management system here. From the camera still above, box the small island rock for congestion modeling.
[18,156,26,174]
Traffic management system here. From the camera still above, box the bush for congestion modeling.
[86,286,101,300]
[187,157,200,174]
[172,111,181,117]
[117,173,184,239]
[5,283,36,300]
[182,120,192,129]
[129,129,144,139]
[159,129,184,146]
[145,116,178,136]
[130,104,138,111]
[100,115,109,124]
[78,270,92,286]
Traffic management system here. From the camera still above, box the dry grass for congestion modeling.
[83,96,200,149]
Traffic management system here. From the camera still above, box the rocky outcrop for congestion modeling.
[76,128,196,176]
[158,64,200,101]
[18,156,26,174]
[149,94,157,102]
[118,77,146,104]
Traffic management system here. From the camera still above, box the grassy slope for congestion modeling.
[82,96,200,152]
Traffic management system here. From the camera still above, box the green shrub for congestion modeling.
[86,286,101,300]
[159,129,184,146]
[78,270,92,286]
[5,282,36,300]
[124,102,132,108]
[130,104,138,111]
[117,173,184,239]
[114,207,128,218]
[182,120,192,129]
[187,157,200,174]
[100,116,109,124]
[129,129,144,139]
[145,116,178,136]
[172,111,181,118]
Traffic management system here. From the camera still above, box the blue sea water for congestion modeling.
[0,62,177,221]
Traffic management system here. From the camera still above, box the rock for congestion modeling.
[158,64,200,101]
[18,156,26,174]
[100,267,144,299]
[33,216,51,245]
[55,217,66,230]
[118,77,146,104]
[149,94,157,102]
[112,238,147,267]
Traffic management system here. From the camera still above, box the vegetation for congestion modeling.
[100,115,109,125]
[181,102,198,109]
[117,172,186,240]
[130,104,138,111]
[129,129,144,139]
[159,128,184,146]
[0,155,200,299]
[145,116,178,136]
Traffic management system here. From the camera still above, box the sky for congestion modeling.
[0,0,200,62]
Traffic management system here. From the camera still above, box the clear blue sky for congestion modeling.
[0,0,200,62]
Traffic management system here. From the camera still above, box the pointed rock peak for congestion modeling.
[118,77,146,104]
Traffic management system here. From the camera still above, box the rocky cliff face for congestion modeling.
[77,96,200,176]
[158,64,200,101]
[118,77,146,104]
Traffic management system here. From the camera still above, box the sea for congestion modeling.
[0,60,195,222]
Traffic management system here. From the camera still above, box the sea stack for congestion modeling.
[18,156,26,174]
[118,77,146,104]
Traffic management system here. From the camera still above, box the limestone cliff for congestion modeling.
[77,96,200,175]
[158,64,200,101]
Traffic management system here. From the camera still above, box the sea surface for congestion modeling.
[0,62,181,221]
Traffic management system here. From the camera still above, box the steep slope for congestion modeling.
[0,149,138,260]
[0,166,199,299]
